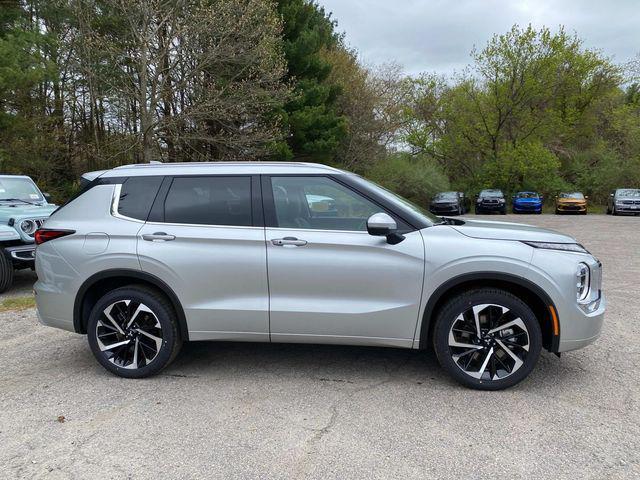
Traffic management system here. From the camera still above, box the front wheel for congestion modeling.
[87,285,182,378]
[433,288,542,390]
[0,253,14,293]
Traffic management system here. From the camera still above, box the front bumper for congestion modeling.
[3,244,36,263]
[614,204,640,213]
[476,202,505,212]
[557,294,606,352]
[513,203,542,212]
[430,204,459,214]
[557,204,586,212]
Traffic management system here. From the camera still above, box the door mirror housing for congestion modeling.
[367,212,404,245]
[42,192,52,202]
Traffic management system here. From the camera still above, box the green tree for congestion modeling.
[275,0,346,160]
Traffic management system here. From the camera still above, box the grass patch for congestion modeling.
[0,296,36,312]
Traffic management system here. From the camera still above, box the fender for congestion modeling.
[417,271,559,351]
[73,268,189,341]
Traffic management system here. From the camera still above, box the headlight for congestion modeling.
[19,219,37,235]
[498,199,505,204]
[615,201,624,205]
[576,262,590,302]
[522,241,589,254]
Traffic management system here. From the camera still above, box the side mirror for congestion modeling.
[585,196,589,200]
[367,212,404,245]
[609,193,614,197]
[43,192,52,202]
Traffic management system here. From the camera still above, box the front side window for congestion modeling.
[270,176,382,231]
[164,176,252,226]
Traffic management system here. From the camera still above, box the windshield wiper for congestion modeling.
[0,198,37,205]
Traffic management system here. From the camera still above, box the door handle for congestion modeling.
[271,237,307,247]
[142,232,176,242]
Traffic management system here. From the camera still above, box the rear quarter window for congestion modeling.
[117,176,163,221]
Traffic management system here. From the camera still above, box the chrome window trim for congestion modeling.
[111,184,145,224]
[143,220,263,231]
[265,226,370,235]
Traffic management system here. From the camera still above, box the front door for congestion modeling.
[263,175,425,348]
[137,175,269,342]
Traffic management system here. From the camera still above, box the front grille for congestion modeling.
[560,205,582,211]
[622,200,640,205]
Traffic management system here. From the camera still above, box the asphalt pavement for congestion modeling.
[0,214,638,479]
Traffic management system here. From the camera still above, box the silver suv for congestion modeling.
[34,162,605,390]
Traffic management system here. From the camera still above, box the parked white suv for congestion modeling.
[34,162,605,390]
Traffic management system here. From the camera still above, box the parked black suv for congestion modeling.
[475,189,507,214]
[429,191,470,216]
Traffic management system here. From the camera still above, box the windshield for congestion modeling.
[559,192,584,199]
[515,192,539,199]
[0,177,43,203]
[479,189,503,197]
[616,189,640,198]
[434,192,458,201]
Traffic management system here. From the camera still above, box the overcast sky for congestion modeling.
[319,0,640,77]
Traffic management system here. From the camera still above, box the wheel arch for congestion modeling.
[418,272,559,352]
[73,269,189,341]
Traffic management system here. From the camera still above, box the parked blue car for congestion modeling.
[512,191,543,214]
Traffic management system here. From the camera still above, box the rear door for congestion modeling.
[137,175,269,342]
[263,175,425,348]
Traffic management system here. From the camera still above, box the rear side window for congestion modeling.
[117,176,163,221]
[163,176,252,226]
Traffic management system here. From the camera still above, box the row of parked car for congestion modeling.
[429,188,640,216]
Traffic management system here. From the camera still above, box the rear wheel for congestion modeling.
[87,285,182,378]
[433,288,542,390]
[0,253,14,293]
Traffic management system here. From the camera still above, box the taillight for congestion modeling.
[34,229,75,245]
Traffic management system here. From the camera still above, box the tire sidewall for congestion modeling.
[87,287,178,378]
[433,289,543,390]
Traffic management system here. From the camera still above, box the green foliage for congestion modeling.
[403,25,634,201]
[480,142,568,196]
[365,152,450,207]
[275,0,346,160]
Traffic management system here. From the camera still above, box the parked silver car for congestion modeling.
[34,162,605,390]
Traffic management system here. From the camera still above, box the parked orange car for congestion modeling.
[555,192,588,214]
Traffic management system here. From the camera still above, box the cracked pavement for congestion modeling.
[0,214,638,479]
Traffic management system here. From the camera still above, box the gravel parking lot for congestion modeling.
[0,214,638,479]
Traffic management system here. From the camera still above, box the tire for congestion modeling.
[87,284,182,378]
[612,206,617,216]
[475,207,480,214]
[500,208,507,215]
[0,253,14,293]
[555,208,560,215]
[432,288,542,390]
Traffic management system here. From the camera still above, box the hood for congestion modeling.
[557,198,586,204]
[514,197,541,203]
[450,219,576,243]
[432,199,458,205]
[0,203,57,218]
